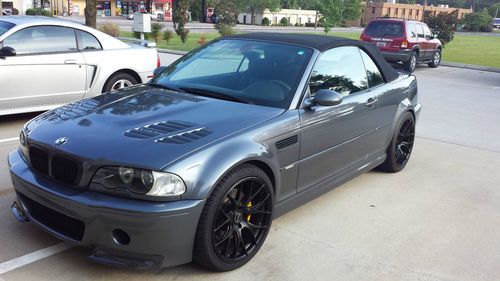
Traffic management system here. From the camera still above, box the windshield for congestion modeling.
[0,21,15,37]
[150,39,313,108]
[365,21,404,38]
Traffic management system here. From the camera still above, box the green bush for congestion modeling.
[163,29,174,44]
[26,8,52,17]
[280,17,289,26]
[151,22,164,43]
[423,10,459,48]
[461,8,493,32]
[98,22,120,37]
[133,31,151,40]
[261,17,271,26]
[218,24,235,36]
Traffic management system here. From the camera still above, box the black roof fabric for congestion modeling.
[224,33,400,83]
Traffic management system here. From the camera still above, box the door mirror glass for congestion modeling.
[153,66,167,77]
[313,89,343,106]
[0,46,16,57]
[433,34,438,39]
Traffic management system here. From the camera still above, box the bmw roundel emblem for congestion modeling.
[54,137,68,145]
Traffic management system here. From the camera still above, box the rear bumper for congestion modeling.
[8,150,205,269]
[382,49,412,62]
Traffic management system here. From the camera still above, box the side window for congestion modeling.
[423,24,432,39]
[359,49,385,88]
[416,24,425,38]
[309,46,368,96]
[3,26,77,55]
[407,23,417,38]
[76,30,102,51]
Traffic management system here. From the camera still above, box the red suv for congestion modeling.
[360,18,442,72]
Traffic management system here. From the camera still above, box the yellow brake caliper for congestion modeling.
[246,201,252,222]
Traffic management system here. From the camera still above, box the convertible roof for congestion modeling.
[224,33,400,82]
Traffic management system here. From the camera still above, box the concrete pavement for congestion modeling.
[0,65,499,280]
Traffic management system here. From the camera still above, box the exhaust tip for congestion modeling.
[11,201,29,222]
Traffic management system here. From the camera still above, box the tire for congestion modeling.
[103,72,138,93]
[428,49,441,68]
[193,164,274,271]
[378,112,415,173]
[403,51,417,73]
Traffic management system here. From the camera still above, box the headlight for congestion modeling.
[19,129,29,162]
[19,130,27,146]
[91,167,186,200]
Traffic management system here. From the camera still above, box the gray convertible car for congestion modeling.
[9,33,421,271]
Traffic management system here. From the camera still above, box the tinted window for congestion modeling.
[76,30,102,51]
[309,46,368,96]
[3,26,77,55]
[0,21,15,36]
[364,21,404,38]
[360,49,384,88]
[151,39,313,109]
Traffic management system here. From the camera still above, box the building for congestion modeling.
[362,1,472,26]
[2,0,32,15]
[238,9,318,26]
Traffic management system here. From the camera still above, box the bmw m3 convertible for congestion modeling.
[9,33,421,271]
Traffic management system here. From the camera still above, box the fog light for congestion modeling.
[112,229,130,245]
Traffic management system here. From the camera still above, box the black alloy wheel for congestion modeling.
[194,164,273,271]
[378,111,415,172]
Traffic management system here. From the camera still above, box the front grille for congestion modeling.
[19,193,85,241]
[51,156,80,185]
[28,146,81,185]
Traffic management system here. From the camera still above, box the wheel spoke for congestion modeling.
[245,184,265,205]
[248,193,270,213]
[215,226,233,247]
[213,218,230,233]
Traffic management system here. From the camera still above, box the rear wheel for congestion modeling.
[378,112,415,173]
[103,72,138,93]
[404,51,417,73]
[193,164,273,271]
[428,49,441,68]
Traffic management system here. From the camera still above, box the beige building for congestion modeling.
[238,8,318,26]
[362,2,472,26]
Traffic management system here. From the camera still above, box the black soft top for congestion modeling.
[224,33,400,83]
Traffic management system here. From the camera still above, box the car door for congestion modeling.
[297,46,388,192]
[422,23,435,59]
[415,23,427,59]
[0,25,86,112]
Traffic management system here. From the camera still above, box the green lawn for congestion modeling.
[121,30,500,68]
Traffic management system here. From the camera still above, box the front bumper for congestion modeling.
[382,49,412,63]
[8,150,205,268]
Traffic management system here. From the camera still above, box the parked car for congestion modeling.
[9,33,420,271]
[0,16,159,115]
[360,18,442,72]
[493,18,500,29]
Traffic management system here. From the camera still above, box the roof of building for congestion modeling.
[224,33,400,82]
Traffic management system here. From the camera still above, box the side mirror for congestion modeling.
[312,89,343,106]
[433,34,438,39]
[153,66,167,77]
[0,46,16,58]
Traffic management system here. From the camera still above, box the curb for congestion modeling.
[441,61,500,74]
[158,48,188,55]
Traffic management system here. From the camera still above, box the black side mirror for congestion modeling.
[0,46,16,58]
[312,89,343,106]
[153,66,167,77]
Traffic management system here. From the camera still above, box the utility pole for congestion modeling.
[422,0,427,21]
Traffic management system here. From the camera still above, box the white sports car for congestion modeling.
[0,16,160,115]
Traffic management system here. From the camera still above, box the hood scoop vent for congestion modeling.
[124,121,195,139]
[53,99,101,120]
[156,128,212,144]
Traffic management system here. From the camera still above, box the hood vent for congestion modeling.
[276,135,298,150]
[156,128,212,144]
[53,99,101,120]
[163,92,206,103]
[125,120,195,139]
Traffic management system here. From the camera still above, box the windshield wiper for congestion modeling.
[148,83,186,93]
[179,87,249,104]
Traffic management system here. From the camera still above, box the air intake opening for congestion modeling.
[112,229,131,245]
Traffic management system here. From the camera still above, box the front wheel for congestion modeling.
[378,112,415,173]
[428,49,441,68]
[103,72,138,93]
[404,52,417,73]
[193,164,274,271]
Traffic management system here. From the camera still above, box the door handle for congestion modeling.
[64,59,77,64]
[366,98,378,107]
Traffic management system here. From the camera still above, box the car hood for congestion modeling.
[25,85,284,170]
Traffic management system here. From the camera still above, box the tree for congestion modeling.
[423,10,459,48]
[240,0,281,25]
[318,0,361,33]
[173,0,190,43]
[84,0,97,28]
[461,8,493,32]
[214,0,239,28]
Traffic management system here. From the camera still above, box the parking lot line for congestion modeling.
[0,138,18,144]
[0,243,73,275]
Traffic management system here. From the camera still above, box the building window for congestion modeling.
[372,7,375,14]
[395,8,399,16]
[388,8,391,15]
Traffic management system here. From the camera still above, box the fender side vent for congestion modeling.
[276,135,298,150]
[125,121,195,139]
[156,128,212,144]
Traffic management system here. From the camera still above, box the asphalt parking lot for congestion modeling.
[0,64,499,281]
